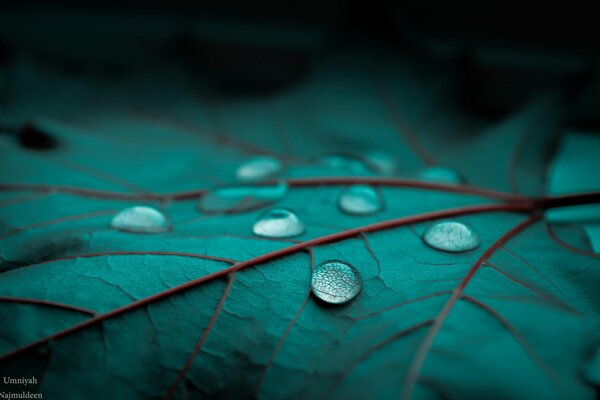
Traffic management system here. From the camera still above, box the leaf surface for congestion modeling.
[1,50,600,400]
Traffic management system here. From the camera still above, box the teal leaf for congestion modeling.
[1,50,600,400]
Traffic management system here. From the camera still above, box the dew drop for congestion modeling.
[418,166,465,184]
[319,154,372,174]
[236,156,282,181]
[253,208,305,238]
[311,261,362,304]
[110,206,170,233]
[338,185,383,215]
[422,221,480,252]
[365,151,397,175]
[199,182,288,214]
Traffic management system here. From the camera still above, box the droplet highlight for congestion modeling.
[422,221,480,252]
[311,261,362,304]
[110,206,170,233]
[418,166,465,184]
[253,208,305,238]
[236,156,282,181]
[338,185,383,215]
[199,182,288,214]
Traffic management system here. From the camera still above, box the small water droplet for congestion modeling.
[365,151,397,175]
[422,221,479,252]
[236,156,282,181]
[338,185,383,215]
[199,182,288,214]
[111,206,170,233]
[253,208,305,238]
[418,166,465,184]
[320,154,372,174]
[311,261,362,304]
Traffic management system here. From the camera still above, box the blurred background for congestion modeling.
[1,1,600,119]
[1,1,599,246]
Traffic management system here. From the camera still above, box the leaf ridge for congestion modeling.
[164,271,237,400]
[0,296,97,316]
[0,204,528,362]
[255,249,315,396]
[461,295,566,398]
[401,214,541,399]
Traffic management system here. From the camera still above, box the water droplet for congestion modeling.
[320,154,372,174]
[311,261,362,304]
[236,156,282,181]
[365,151,397,175]
[422,221,480,252]
[338,185,383,215]
[199,182,288,214]
[418,166,465,184]
[111,206,170,233]
[253,208,305,238]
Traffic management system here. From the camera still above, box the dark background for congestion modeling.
[1,1,599,126]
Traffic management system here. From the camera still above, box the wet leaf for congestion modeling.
[1,49,600,400]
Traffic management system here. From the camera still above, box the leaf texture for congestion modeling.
[1,49,600,400]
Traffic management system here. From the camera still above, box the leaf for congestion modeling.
[1,49,600,400]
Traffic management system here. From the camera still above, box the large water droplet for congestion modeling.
[418,166,465,184]
[311,261,362,304]
[320,154,372,174]
[236,156,282,181]
[422,221,480,252]
[338,185,383,215]
[111,206,170,233]
[199,182,288,214]
[253,208,305,238]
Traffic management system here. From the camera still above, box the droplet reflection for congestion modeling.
[418,166,465,184]
[110,206,170,233]
[236,156,282,181]
[365,151,397,175]
[253,208,305,238]
[422,221,480,252]
[311,260,362,304]
[338,185,383,215]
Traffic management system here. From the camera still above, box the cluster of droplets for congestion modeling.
[108,154,477,305]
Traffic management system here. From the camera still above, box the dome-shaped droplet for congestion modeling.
[338,185,383,215]
[253,208,305,238]
[365,151,397,175]
[236,156,282,181]
[422,221,480,252]
[311,261,362,304]
[199,182,288,214]
[320,154,372,174]
[110,206,170,233]
[418,166,465,184]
